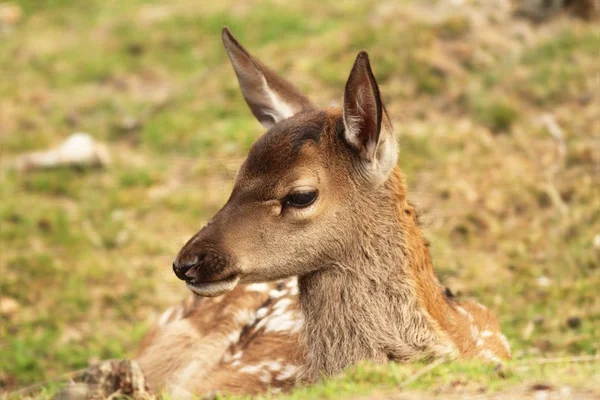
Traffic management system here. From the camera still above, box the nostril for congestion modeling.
[172,258,197,281]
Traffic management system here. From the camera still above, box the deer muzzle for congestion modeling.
[173,240,241,297]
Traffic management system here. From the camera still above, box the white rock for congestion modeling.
[15,133,111,171]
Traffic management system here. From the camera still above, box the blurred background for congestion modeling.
[0,0,599,396]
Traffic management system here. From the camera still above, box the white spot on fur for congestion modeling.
[269,289,288,299]
[266,361,282,372]
[222,350,233,363]
[285,278,298,289]
[456,306,469,316]
[276,364,300,381]
[256,307,268,319]
[434,343,459,358]
[456,305,475,322]
[479,349,501,363]
[255,317,268,331]
[265,310,303,333]
[254,295,303,333]
[274,298,293,310]
[286,278,299,295]
[239,364,262,374]
[246,283,269,293]
[498,333,511,353]
[482,330,493,338]
[239,360,283,384]
[234,309,256,326]
[259,371,272,384]
[227,330,241,344]
[470,324,480,341]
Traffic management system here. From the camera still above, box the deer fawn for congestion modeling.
[135,27,511,398]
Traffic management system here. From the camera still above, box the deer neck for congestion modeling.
[297,168,458,381]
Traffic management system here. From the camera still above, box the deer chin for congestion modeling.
[186,275,241,297]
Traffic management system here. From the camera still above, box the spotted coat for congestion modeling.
[136,277,510,398]
[136,279,303,397]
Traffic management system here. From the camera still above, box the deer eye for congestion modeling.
[284,190,317,208]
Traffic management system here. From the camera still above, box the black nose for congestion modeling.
[172,259,196,281]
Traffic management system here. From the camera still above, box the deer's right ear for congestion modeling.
[222,27,316,129]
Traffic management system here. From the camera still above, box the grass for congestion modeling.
[10,359,600,399]
[1,0,599,398]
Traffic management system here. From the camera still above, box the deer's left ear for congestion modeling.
[343,52,397,184]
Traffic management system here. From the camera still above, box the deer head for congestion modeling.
[172,27,399,297]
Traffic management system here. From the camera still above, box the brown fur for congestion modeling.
[136,27,510,398]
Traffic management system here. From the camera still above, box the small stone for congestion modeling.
[14,132,111,172]
[537,276,551,287]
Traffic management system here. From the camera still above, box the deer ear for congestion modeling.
[343,52,397,183]
[222,27,316,129]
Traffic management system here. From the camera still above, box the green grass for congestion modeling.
[9,360,600,399]
[1,0,599,398]
[471,97,519,133]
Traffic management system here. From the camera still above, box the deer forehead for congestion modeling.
[235,111,341,187]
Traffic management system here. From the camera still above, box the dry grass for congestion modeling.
[0,0,599,398]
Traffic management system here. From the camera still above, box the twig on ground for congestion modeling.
[6,368,88,398]
[105,388,123,400]
[540,113,570,216]
[398,356,449,388]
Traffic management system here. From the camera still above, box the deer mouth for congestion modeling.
[186,274,241,297]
